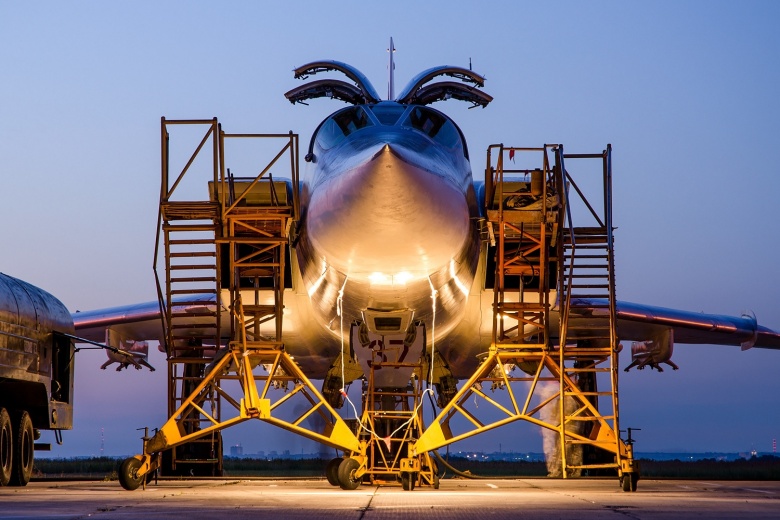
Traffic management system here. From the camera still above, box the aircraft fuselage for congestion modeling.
[296,102,481,349]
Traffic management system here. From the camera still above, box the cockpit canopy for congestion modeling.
[311,102,467,157]
[287,60,488,162]
[285,61,492,109]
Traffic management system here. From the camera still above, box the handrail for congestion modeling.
[557,145,576,350]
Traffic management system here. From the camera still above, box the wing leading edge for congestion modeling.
[565,298,780,371]
[572,298,780,349]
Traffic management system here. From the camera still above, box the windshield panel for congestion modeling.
[402,106,460,148]
[369,103,407,125]
[316,106,374,149]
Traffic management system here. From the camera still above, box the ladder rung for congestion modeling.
[169,264,217,270]
[570,303,610,309]
[170,289,218,295]
[566,244,609,249]
[170,323,217,329]
[564,254,608,259]
[170,277,218,283]
[170,251,216,258]
[170,311,217,318]
[169,239,215,245]
[236,262,282,268]
[163,224,217,232]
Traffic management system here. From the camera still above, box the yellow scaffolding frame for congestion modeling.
[412,144,638,491]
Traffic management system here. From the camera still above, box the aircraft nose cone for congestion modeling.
[307,144,470,278]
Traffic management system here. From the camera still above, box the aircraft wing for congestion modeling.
[569,298,780,349]
[565,298,780,371]
[72,295,219,343]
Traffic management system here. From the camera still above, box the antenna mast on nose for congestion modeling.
[387,37,396,100]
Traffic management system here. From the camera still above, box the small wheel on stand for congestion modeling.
[337,457,361,490]
[325,457,342,486]
[119,457,144,491]
[621,473,638,492]
[401,471,415,491]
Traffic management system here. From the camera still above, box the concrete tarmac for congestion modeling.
[2,478,778,519]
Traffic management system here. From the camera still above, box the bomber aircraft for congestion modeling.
[74,42,780,492]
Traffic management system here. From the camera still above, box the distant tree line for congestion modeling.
[32,455,780,480]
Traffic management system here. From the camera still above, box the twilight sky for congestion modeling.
[1,0,778,457]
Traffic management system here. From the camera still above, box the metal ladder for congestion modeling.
[556,145,623,476]
[156,118,224,475]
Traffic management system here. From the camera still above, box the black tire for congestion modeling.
[337,457,361,490]
[0,408,12,487]
[621,474,631,492]
[433,473,440,490]
[325,457,342,486]
[401,471,415,491]
[10,411,33,486]
[119,457,144,491]
[630,473,639,492]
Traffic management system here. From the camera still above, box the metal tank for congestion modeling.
[0,272,75,486]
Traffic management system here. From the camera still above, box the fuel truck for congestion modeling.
[0,272,74,486]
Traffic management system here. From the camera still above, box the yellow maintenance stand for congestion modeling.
[119,119,366,490]
[412,144,638,491]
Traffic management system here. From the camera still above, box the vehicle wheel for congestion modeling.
[621,474,631,492]
[433,473,440,490]
[325,457,342,486]
[0,408,12,486]
[630,473,639,492]
[10,411,33,486]
[401,471,415,491]
[119,457,144,491]
[337,457,361,490]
